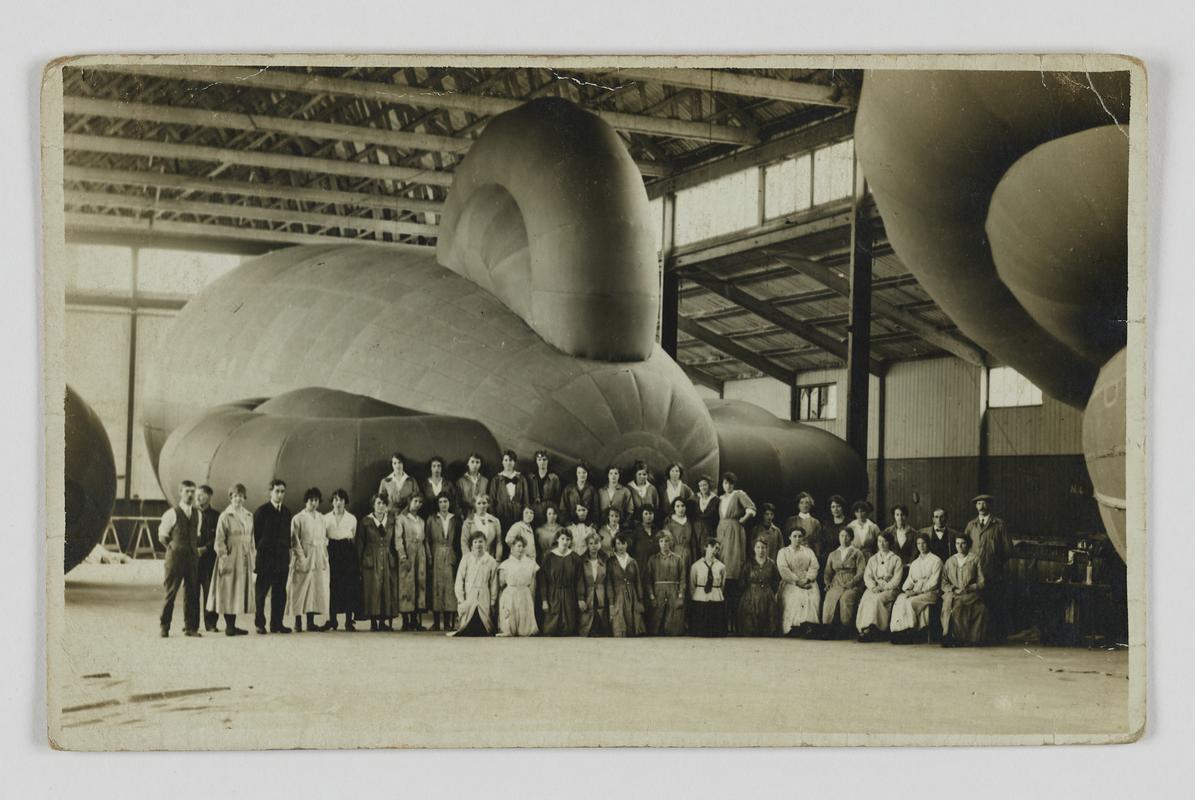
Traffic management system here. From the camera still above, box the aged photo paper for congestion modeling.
[41,53,1147,750]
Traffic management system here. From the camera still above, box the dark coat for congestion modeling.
[253,502,293,576]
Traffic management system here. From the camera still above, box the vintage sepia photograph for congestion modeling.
[41,54,1146,750]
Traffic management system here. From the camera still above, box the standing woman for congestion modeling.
[285,488,331,633]
[536,505,564,563]
[646,531,686,636]
[560,462,597,526]
[689,539,727,638]
[489,450,530,541]
[631,505,660,564]
[379,452,418,515]
[821,527,866,638]
[663,497,697,573]
[506,505,539,562]
[455,452,489,523]
[691,476,720,548]
[451,531,499,637]
[606,534,646,637]
[785,492,826,562]
[539,530,582,636]
[577,532,610,637]
[826,495,852,553]
[856,532,905,642]
[323,489,360,632]
[357,494,397,632]
[497,535,539,637]
[890,533,943,644]
[885,505,918,565]
[738,538,781,637]
[207,483,255,636]
[462,494,503,561]
[422,456,455,520]
[427,493,459,632]
[627,460,661,526]
[662,463,694,515]
[848,500,882,561]
[777,528,821,636]
[527,450,562,525]
[716,472,756,633]
[598,466,634,535]
[396,494,430,631]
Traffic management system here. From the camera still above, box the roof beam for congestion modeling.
[64,166,445,214]
[615,68,850,108]
[66,190,439,238]
[667,205,858,271]
[646,112,855,199]
[98,65,758,146]
[679,364,724,394]
[676,316,796,385]
[767,251,987,367]
[65,133,456,187]
[65,212,435,254]
[684,272,886,377]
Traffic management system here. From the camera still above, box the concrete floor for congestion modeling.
[50,561,1133,750]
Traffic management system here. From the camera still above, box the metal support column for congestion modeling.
[659,193,678,357]
[122,246,139,500]
[844,160,872,459]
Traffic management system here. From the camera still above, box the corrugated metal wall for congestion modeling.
[882,358,982,458]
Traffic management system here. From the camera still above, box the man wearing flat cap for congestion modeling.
[964,494,1012,641]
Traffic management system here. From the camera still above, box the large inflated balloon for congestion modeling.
[65,385,116,571]
[856,70,1129,408]
[438,98,659,362]
[1083,348,1127,556]
[987,126,1128,366]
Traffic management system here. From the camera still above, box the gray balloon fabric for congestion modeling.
[1082,348,1127,558]
[65,385,116,572]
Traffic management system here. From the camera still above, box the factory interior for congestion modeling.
[54,62,1136,747]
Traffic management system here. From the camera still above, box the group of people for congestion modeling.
[156,450,1012,646]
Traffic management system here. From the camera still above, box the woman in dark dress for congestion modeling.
[737,538,780,636]
[422,456,455,520]
[691,475,720,548]
[489,450,529,539]
[527,449,562,525]
[606,534,646,637]
[560,462,598,526]
[356,493,397,632]
[323,488,360,631]
[538,529,581,635]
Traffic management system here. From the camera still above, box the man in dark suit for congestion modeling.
[196,484,221,632]
[158,480,202,637]
[253,479,294,634]
[919,508,958,564]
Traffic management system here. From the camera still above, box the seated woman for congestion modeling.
[940,533,989,647]
[856,532,905,642]
[357,493,397,632]
[848,500,882,560]
[737,537,780,636]
[689,538,727,637]
[777,527,820,636]
[497,535,539,636]
[538,529,581,636]
[577,531,610,637]
[208,483,255,636]
[506,505,539,562]
[645,530,686,636]
[890,533,943,644]
[450,531,499,637]
[821,527,866,638]
[606,533,646,637]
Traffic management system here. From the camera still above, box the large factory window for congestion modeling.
[812,139,855,205]
[797,383,838,421]
[674,166,760,246]
[988,366,1044,408]
[763,153,812,219]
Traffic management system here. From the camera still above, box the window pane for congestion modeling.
[764,159,797,219]
[674,167,760,246]
[792,153,812,211]
[813,139,855,205]
[65,244,133,296]
[136,249,242,297]
[988,366,1043,407]
[648,196,664,254]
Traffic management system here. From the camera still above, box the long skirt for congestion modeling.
[207,551,255,615]
[648,583,686,636]
[284,546,330,617]
[822,584,862,626]
[890,590,939,632]
[360,552,396,618]
[327,538,361,615]
[609,587,645,638]
[737,583,779,636]
[578,604,609,637]
[779,583,820,633]
[942,591,989,643]
[856,588,899,632]
[429,544,457,613]
[715,518,747,581]
[691,600,727,637]
[498,586,538,636]
[396,548,428,613]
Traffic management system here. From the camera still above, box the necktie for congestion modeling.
[704,560,713,593]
